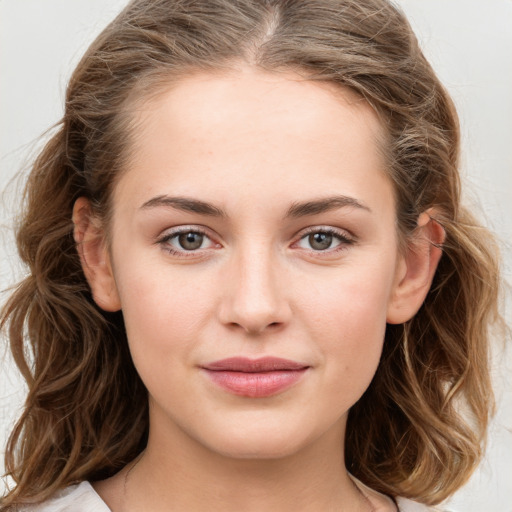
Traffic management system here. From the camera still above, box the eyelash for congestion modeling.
[156,226,355,258]
[294,226,355,255]
[156,226,216,258]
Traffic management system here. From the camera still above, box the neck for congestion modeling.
[119,408,371,512]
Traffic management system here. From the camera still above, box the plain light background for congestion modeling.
[1,1,511,510]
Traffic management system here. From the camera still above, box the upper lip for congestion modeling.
[202,357,309,372]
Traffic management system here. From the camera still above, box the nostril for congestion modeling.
[226,320,283,334]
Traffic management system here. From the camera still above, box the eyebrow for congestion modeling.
[139,194,370,218]
[285,195,371,218]
[140,195,226,217]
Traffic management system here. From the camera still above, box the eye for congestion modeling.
[304,232,337,251]
[295,228,354,252]
[157,227,218,256]
[175,231,206,250]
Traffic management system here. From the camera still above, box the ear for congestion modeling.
[386,210,445,324]
[72,197,121,312]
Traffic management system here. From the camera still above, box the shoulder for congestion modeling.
[349,474,448,512]
[19,481,110,512]
[396,496,455,512]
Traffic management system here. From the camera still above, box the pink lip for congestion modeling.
[201,357,309,398]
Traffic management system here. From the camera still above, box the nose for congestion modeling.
[218,243,291,335]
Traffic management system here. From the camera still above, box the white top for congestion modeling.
[19,480,447,511]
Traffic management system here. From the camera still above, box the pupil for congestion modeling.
[309,232,332,250]
[179,232,203,250]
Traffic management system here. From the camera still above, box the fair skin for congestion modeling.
[73,67,443,512]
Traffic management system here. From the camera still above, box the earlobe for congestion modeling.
[386,210,445,324]
[72,197,121,312]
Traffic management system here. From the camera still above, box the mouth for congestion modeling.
[201,357,310,398]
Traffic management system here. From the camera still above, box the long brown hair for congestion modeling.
[1,0,502,507]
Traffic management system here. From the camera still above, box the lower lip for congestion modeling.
[203,369,308,398]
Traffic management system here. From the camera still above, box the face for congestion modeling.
[90,68,411,460]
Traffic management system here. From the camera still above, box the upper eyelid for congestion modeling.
[295,225,355,240]
[158,225,214,239]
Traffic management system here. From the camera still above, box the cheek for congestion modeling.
[113,264,218,414]
[113,258,216,358]
[298,263,394,388]
[300,259,393,337]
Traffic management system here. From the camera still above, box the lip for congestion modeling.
[201,357,309,398]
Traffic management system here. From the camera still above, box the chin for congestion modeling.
[196,418,323,461]
[211,436,308,460]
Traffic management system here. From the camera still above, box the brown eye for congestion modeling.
[178,232,204,250]
[158,227,218,257]
[296,228,353,253]
[308,232,333,251]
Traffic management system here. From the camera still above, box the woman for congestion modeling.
[0,0,502,510]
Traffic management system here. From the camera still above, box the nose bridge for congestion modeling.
[220,237,289,333]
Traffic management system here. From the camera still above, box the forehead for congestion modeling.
[114,67,391,216]
[130,67,385,156]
